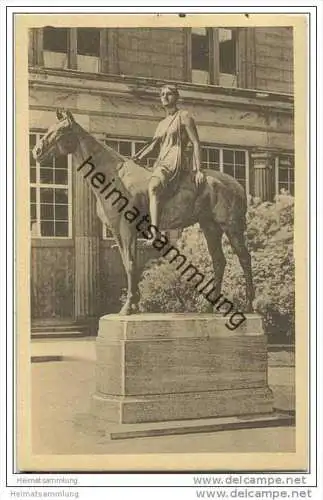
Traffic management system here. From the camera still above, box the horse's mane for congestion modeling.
[73,120,152,174]
[73,121,125,163]
[72,120,153,197]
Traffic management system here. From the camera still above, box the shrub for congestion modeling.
[137,194,295,339]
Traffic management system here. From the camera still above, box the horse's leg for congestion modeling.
[118,220,139,315]
[224,225,255,313]
[199,220,226,310]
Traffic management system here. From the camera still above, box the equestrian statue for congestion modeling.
[33,84,254,315]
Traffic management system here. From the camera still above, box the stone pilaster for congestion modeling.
[69,28,77,70]
[74,157,100,324]
[99,29,109,73]
[245,28,256,89]
[183,28,192,82]
[237,28,256,89]
[107,28,118,74]
[251,150,274,201]
[210,28,220,85]
[34,28,44,66]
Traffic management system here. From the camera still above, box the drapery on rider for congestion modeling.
[132,84,205,244]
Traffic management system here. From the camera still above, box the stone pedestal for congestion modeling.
[91,314,276,434]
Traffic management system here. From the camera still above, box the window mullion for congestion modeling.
[40,183,67,189]
[219,148,224,172]
[245,151,250,196]
[275,156,279,196]
[235,154,237,178]
[67,155,72,238]
[35,135,41,237]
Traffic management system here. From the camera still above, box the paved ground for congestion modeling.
[31,338,295,456]
[31,337,97,361]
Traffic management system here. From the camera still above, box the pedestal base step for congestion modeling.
[74,411,294,441]
[92,387,274,424]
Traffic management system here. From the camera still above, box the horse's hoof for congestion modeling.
[119,304,132,315]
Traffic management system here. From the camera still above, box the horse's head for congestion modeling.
[32,109,79,162]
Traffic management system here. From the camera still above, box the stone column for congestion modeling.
[74,158,100,330]
[251,150,274,201]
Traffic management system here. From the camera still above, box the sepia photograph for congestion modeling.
[14,13,308,472]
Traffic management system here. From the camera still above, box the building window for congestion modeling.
[76,28,100,72]
[41,27,103,72]
[201,145,249,192]
[105,138,157,167]
[190,27,238,87]
[43,27,68,53]
[191,27,211,85]
[201,146,220,170]
[222,149,247,187]
[43,27,69,69]
[29,133,72,238]
[275,155,294,195]
[219,28,237,87]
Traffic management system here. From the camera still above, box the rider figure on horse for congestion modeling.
[132,84,206,243]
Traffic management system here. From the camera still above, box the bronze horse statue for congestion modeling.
[33,109,254,315]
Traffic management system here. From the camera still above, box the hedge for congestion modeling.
[135,194,295,339]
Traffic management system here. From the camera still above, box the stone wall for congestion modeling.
[254,27,294,94]
[116,28,186,81]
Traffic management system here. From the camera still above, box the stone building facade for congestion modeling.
[28,26,294,334]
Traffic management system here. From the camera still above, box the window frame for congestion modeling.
[189,27,239,87]
[30,132,73,240]
[191,27,212,84]
[274,154,295,196]
[76,27,101,57]
[218,28,237,77]
[30,27,116,74]
[201,144,250,194]
[43,26,69,54]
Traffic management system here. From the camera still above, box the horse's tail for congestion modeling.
[230,183,248,235]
